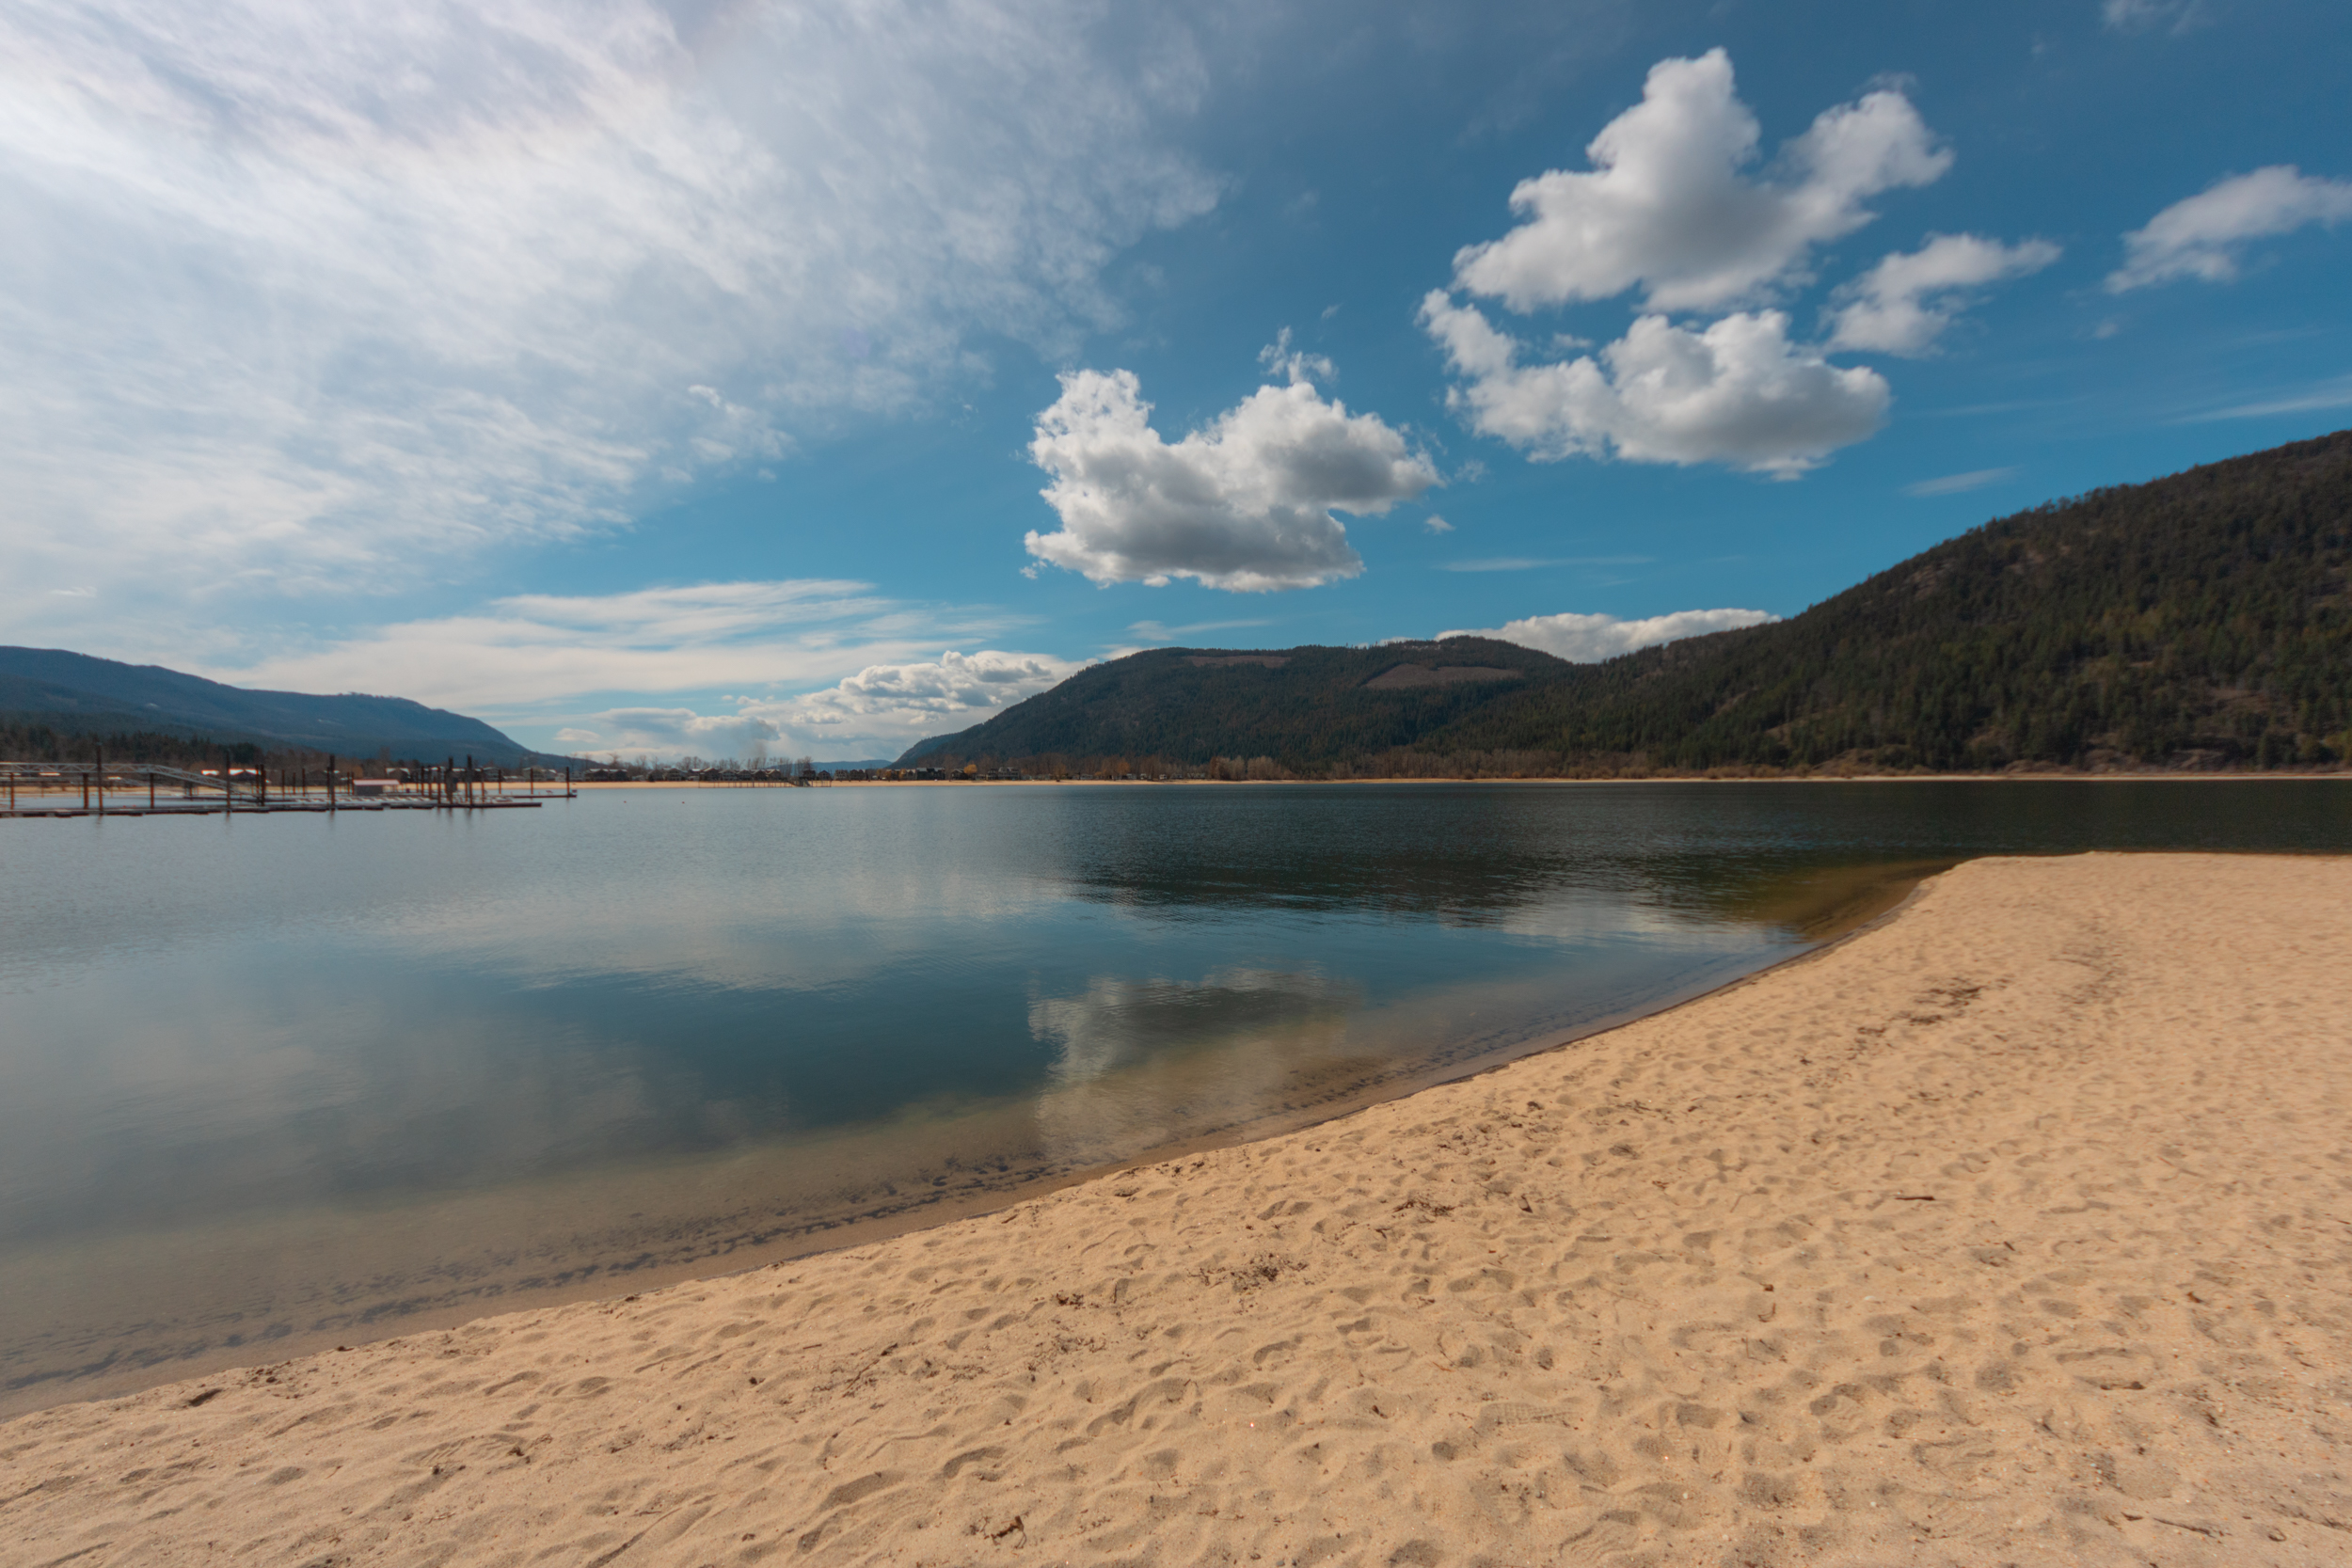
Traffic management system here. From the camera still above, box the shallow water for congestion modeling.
[2,779,2345,1413]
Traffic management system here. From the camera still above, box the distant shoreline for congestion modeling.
[570,770,2352,788]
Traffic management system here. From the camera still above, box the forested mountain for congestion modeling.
[0,646,542,766]
[899,639,1576,767]
[906,429,2352,775]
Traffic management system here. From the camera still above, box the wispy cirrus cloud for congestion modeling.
[1127,618,1276,642]
[2180,376,2352,422]
[1902,467,2017,497]
[207,578,1011,718]
[0,0,1219,635]
[1438,555,1652,573]
[2106,166,2352,291]
[2102,0,2208,35]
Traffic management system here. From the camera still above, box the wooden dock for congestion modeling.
[1,757,572,818]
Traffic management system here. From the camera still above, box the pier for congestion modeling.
[1,755,573,818]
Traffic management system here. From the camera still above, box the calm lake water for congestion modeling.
[3,779,2346,1413]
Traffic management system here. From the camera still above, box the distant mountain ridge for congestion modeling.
[899,429,2352,774]
[894,638,1576,767]
[0,646,542,765]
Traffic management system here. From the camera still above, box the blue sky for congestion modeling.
[6,0,2349,760]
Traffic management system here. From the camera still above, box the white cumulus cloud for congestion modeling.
[1442,608,1778,663]
[2107,166,2352,291]
[1422,293,1888,477]
[768,650,1083,735]
[0,0,1218,633]
[571,708,783,759]
[563,647,1083,760]
[494,647,1080,761]
[1826,233,2060,355]
[1024,368,1438,592]
[1450,49,1949,314]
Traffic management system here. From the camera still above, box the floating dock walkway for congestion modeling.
[1,758,572,818]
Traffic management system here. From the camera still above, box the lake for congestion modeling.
[3,778,2346,1414]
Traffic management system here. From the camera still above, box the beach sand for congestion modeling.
[5,851,2348,1566]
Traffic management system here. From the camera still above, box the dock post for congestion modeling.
[95,745,103,817]
[328,754,337,813]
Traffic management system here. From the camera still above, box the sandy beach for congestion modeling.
[5,851,2348,1566]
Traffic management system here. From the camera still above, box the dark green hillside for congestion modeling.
[0,646,547,766]
[898,638,1576,768]
[911,429,2352,775]
[1433,429,2352,770]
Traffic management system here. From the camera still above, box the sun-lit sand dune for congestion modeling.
[6,852,2349,1567]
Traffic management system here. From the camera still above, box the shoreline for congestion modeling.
[574,771,2352,788]
[8,851,2350,1565]
[0,862,1931,1422]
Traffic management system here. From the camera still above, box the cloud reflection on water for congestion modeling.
[1028,968,1361,1163]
